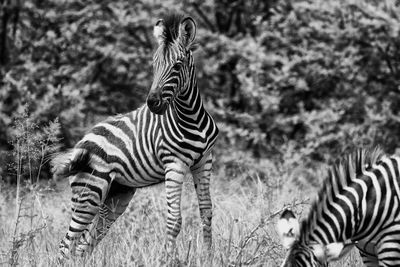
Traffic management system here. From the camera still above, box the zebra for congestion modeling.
[51,13,219,258]
[276,147,400,267]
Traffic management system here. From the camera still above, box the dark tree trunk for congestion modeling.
[0,0,21,66]
[0,0,10,65]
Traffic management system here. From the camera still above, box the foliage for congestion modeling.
[1,0,400,179]
[2,106,61,182]
[196,0,400,164]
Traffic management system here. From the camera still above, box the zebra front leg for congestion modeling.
[164,162,188,256]
[377,239,400,267]
[192,153,213,250]
[75,182,136,256]
[359,249,379,267]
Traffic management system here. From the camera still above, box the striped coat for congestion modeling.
[52,13,218,258]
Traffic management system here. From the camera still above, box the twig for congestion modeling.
[234,222,264,266]
[266,199,310,222]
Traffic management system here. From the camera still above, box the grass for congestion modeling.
[0,155,364,267]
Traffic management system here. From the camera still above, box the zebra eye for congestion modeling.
[155,19,163,26]
[174,61,183,71]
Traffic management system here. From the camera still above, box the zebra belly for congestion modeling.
[113,172,165,188]
[111,156,166,188]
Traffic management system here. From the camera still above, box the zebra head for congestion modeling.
[276,209,354,267]
[147,13,197,115]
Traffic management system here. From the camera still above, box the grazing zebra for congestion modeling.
[277,147,400,267]
[52,13,219,258]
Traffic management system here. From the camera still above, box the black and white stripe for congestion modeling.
[277,147,400,267]
[52,13,218,258]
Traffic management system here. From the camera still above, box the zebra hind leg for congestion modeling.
[75,181,136,256]
[59,173,108,259]
[192,154,213,251]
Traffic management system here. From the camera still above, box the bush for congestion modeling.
[2,106,61,182]
[1,0,399,180]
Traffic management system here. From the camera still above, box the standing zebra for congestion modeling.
[277,148,400,267]
[52,13,219,258]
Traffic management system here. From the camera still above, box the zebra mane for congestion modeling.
[300,146,385,242]
[160,13,185,46]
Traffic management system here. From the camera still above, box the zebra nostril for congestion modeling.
[147,95,165,114]
[147,96,161,108]
[154,99,161,108]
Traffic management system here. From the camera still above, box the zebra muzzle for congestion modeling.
[147,95,167,114]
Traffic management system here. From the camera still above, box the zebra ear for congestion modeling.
[276,209,300,249]
[153,19,165,45]
[179,17,196,48]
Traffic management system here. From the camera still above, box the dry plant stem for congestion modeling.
[15,140,21,216]
[226,220,234,264]
[185,239,192,264]
[235,223,263,266]
[10,197,23,266]
[36,145,45,184]
[28,143,33,184]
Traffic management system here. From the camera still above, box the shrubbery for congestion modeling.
[1,0,399,181]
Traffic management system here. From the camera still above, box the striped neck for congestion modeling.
[303,183,360,245]
[159,52,219,165]
[300,149,385,245]
[170,60,207,126]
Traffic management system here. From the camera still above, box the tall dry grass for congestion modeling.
[0,158,363,266]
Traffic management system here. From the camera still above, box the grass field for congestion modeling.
[0,153,364,266]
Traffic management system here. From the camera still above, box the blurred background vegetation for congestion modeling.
[0,0,399,183]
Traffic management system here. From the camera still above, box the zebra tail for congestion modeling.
[51,149,91,181]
